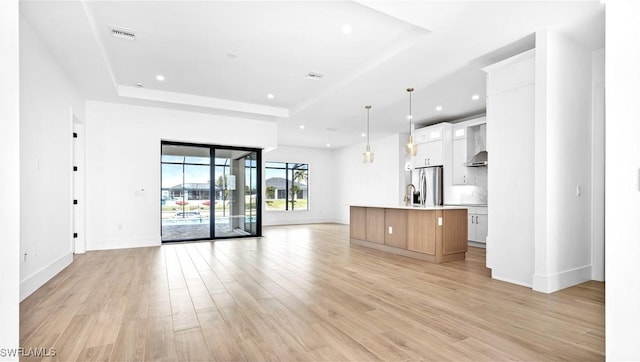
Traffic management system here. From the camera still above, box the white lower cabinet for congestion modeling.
[467,206,488,243]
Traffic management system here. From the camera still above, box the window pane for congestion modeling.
[161,155,184,163]
[161,146,210,241]
[265,163,287,210]
[244,153,258,234]
[213,150,259,237]
[289,164,308,211]
[265,162,308,211]
[265,161,283,169]
[184,156,210,165]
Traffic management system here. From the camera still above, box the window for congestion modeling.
[264,162,308,211]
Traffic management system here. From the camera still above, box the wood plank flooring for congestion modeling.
[20,223,604,361]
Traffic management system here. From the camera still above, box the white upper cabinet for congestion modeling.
[452,137,469,184]
[414,123,448,144]
[413,123,450,167]
[415,140,443,167]
[452,124,467,140]
[451,118,485,185]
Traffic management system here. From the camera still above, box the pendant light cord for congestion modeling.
[407,87,414,135]
[366,105,371,146]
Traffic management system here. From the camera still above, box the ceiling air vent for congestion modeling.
[305,72,326,80]
[109,25,136,40]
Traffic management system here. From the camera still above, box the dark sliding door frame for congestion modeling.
[161,140,262,242]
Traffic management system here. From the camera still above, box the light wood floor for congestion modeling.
[20,224,604,361]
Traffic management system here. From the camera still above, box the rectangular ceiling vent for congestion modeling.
[305,72,326,80]
[109,25,136,40]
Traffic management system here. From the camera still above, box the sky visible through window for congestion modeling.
[264,162,308,185]
[162,157,258,189]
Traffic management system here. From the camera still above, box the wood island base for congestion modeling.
[350,205,468,264]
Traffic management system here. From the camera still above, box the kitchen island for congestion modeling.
[350,205,468,263]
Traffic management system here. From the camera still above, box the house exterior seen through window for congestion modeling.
[265,162,308,211]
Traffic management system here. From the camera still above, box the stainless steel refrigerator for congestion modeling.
[412,166,443,206]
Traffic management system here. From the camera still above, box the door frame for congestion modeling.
[160,140,262,242]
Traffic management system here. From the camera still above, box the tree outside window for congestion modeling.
[265,162,308,211]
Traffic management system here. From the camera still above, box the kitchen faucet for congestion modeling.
[404,183,416,206]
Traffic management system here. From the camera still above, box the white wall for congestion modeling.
[0,0,21,355]
[85,101,277,250]
[19,15,84,300]
[606,1,640,359]
[333,134,406,224]
[532,30,593,293]
[262,146,337,225]
[591,48,605,282]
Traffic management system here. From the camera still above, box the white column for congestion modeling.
[533,29,593,293]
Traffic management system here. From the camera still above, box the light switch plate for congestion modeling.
[388,226,393,234]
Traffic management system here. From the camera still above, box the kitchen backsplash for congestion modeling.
[451,166,488,205]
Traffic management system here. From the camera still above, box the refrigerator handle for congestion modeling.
[420,169,426,205]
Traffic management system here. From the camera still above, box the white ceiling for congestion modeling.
[20,0,605,149]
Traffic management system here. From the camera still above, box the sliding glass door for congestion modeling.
[161,142,261,242]
[213,149,259,237]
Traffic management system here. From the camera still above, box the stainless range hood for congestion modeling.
[464,150,488,167]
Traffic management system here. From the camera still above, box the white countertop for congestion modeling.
[351,204,468,210]
[444,203,488,207]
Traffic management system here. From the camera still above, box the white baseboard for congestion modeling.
[263,218,341,226]
[491,273,533,289]
[533,265,592,293]
[89,236,161,251]
[20,252,73,301]
[468,241,486,249]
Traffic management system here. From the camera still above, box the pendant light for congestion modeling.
[363,105,374,163]
[404,87,418,156]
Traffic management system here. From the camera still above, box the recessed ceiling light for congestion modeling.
[471,94,480,101]
[361,133,366,137]
[299,125,305,130]
[156,74,165,82]
[136,82,144,88]
[435,106,443,111]
[342,24,352,34]
[326,143,331,148]
[267,93,274,99]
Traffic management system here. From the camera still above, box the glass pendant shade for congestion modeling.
[405,134,418,156]
[405,87,418,156]
[363,105,374,163]
[363,145,374,163]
